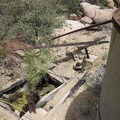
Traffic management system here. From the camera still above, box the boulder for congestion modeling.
[80,16,93,24]
[84,64,106,95]
[93,9,113,23]
[80,2,91,8]
[80,2,113,23]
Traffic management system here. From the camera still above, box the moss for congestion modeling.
[85,62,93,70]
[102,51,108,61]
[0,49,6,58]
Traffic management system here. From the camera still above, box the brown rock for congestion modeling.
[69,14,79,20]
[80,16,93,24]
[80,2,113,23]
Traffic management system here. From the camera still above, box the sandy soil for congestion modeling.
[0,20,111,120]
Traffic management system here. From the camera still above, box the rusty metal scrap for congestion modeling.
[51,20,112,40]
[13,36,108,52]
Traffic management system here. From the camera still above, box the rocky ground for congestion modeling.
[0,1,116,120]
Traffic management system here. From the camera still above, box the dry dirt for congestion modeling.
[0,21,111,120]
[20,29,111,120]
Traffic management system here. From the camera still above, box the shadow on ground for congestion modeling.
[65,88,99,120]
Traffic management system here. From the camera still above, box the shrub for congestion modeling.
[102,51,108,60]
[61,0,82,16]
[24,49,51,93]
[0,0,64,44]
[88,0,108,7]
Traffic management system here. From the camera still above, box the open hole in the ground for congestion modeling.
[0,73,63,117]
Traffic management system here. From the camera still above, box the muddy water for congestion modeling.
[2,79,59,113]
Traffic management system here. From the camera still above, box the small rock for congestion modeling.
[69,13,79,20]
[15,110,19,116]
[49,63,57,70]
[2,94,9,99]
[66,46,77,54]
[5,76,11,81]
[0,67,4,74]
[16,50,25,57]
[80,16,93,24]
[19,84,28,93]
[73,62,84,71]
[33,49,40,53]
[42,43,46,46]
[58,52,63,57]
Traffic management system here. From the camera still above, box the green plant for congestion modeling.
[24,49,51,93]
[88,0,107,7]
[0,49,6,58]
[61,0,82,16]
[101,45,105,49]
[0,0,64,44]
[102,51,108,61]
[85,62,93,69]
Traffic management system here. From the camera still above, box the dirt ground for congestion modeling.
[0,20,111,120]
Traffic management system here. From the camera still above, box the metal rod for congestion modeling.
[12,36,108,52]
[85,47,90,59]
[51,19,112,40]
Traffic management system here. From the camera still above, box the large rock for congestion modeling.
[84,64,106,95]
[80,2,113,23]
[80,2,91,8]
[80,16,93,24]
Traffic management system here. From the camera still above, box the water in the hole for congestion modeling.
[1,77,61,114]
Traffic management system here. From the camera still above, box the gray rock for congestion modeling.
[85,64,106,87]
[83,64,106,95]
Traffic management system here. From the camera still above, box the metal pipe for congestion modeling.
[51,19,112,40]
